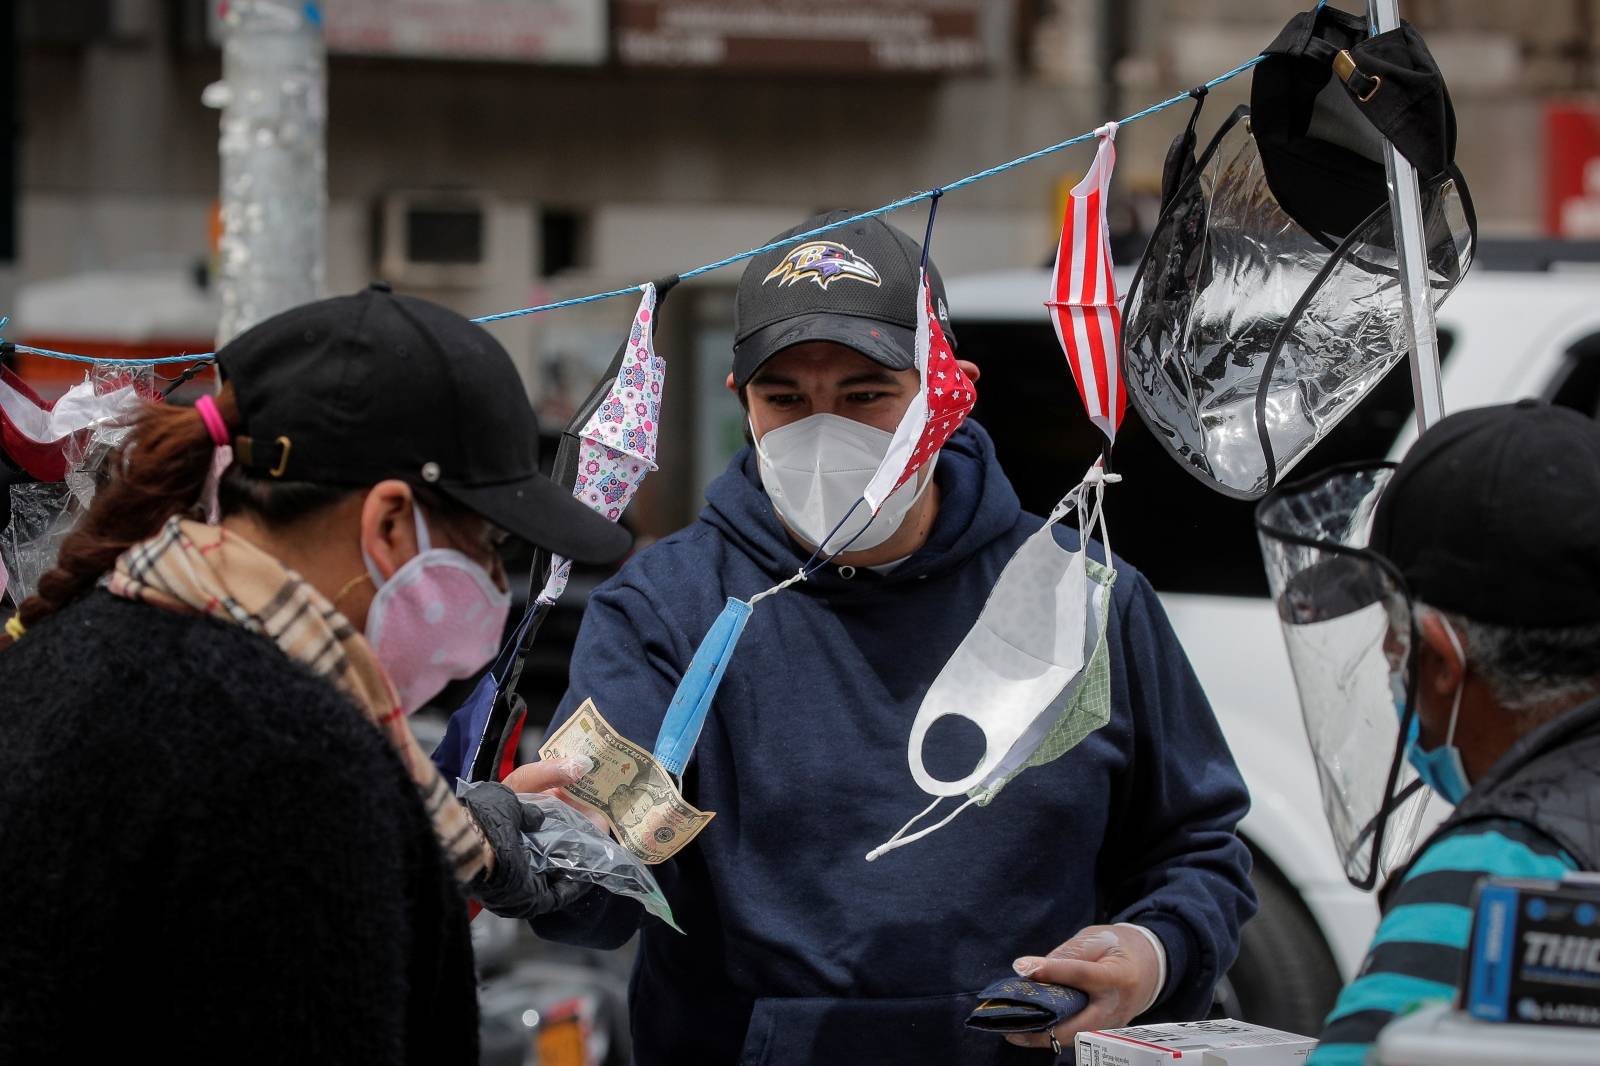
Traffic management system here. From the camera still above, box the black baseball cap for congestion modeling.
[216,283,632,565]
[1253,4,1467,240]
[1370,400,1600,627]
[731,210,954,388]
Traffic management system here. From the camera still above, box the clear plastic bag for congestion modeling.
[2,482,76,605]
[62,365,152,509]
[1123,108,1473,499]
[516,791,682,933]
[1,366,151,605]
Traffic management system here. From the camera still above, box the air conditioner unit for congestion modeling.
[376,190,490,289]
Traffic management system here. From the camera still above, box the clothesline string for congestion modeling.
[474,53,1265,323]
[1,52,1268,368]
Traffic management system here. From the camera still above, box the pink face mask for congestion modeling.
[363,506,511,715]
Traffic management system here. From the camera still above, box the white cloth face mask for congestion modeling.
[867,473,1117,861]
[753,413,934,554]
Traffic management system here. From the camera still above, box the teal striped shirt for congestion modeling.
[1309,819,1577,1066]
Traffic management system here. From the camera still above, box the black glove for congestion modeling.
[459,781,592,919]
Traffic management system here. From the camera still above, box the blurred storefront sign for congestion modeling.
[1545,103,1600,237]
[615,0,985,73]
[209,1,607,65]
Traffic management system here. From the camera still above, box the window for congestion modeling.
[958,322,1455,598]
[405,207,483,265]
[539,208,590,278]
[1546,332,1600,421]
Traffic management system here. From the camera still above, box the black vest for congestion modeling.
[1381,696,1600,909]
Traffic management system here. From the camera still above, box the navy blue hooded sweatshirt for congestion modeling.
[534,420,1255,1066]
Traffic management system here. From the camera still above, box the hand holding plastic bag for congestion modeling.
[458,779,594,919]
[455,778,681,932]
[515,790,682,934]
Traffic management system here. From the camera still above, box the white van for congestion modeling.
[944,256,1600,1035]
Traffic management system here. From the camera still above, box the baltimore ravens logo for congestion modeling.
[763,241,883,290]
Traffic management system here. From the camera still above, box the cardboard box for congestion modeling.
[1075,1018,1316,1065]
[1464,874,1600,1028]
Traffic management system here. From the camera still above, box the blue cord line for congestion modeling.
[478,52,1266,325]
[11,343,215,366]
[3,53,1266,366]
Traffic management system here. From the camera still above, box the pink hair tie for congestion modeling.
[194,395,233,525]
[195,394,229,447]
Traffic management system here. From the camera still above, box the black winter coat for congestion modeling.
[0,591,478,1063]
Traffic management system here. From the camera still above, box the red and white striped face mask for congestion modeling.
[1047,122,1126,446]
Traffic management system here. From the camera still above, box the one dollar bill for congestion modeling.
[539,698,714,864]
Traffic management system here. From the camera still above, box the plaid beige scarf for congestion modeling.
[107,516,492,884]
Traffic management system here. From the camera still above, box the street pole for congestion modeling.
[1095,0,1130,128]
[0,2,17,335]
[203,0,326,347]
[1368,0,1446,434]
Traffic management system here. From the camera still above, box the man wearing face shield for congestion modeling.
[0,287,630,1059]
[1257,402,1600,1066]
[528,212,1256,1065]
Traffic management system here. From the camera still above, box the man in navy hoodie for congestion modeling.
[527,212,1256,1064]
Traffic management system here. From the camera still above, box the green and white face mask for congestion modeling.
[968,554,1116,808]
[867,468,1118,861]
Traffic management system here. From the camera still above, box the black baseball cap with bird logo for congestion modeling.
[731,210,955,388]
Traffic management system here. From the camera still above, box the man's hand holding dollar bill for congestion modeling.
[504,754,608,833]
[505,699,715,865]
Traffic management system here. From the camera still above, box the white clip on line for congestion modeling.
[747,568,807,607]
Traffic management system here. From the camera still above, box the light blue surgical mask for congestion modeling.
[1392,624,1471,806]
[652,597,753,779]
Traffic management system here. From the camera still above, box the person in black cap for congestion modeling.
[528,212,1256,1065]
[1301,402,1600,1065]
[0,286,629,1061]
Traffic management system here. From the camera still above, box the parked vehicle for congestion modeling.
[943,250,1600,1034]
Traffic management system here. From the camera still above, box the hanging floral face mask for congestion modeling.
[867,469,1116,861]
[364,504,511,715]
[440,281,672,785]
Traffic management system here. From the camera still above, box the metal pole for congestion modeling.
[1095,0,1130,129]
[0,2,17,328]
[203,0,327,347]
[1368,0,1445,434]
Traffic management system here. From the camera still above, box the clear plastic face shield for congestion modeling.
[1256,463,1430,890]
[1123,107,1475,500]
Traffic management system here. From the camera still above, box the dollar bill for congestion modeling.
[539,698,715,864]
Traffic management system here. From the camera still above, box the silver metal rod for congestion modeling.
[1368,0,1446,433]
[205,1,327,347]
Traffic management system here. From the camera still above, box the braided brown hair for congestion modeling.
[2,382,485,650]
[1,384,350,646]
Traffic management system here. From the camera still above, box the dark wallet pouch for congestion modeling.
[964,977,1089,1033]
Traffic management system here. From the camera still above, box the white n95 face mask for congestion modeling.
[754,413,934,554]
[867,470,1117,861]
